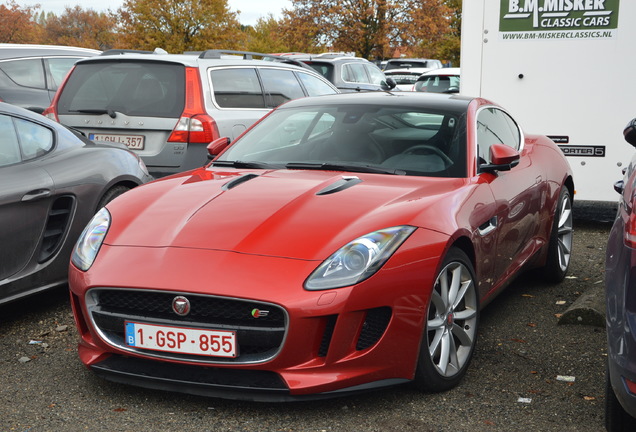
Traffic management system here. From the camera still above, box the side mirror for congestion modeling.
[207,137,230,160]
[624,118,636,147]
[383,77,397,90]
[480,144,520,173]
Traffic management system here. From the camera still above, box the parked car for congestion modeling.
[43,49,339,178]
[383,68,432,91]
[605,118,636,430]
[292,53,396,93]
[68,92,573,401]
[414,68,461,94]
[0,102,152,305]
[383,58,443,71]
[0,44,100,113]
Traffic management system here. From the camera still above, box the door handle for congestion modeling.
[478,216,498,236]
[21,189,52,202]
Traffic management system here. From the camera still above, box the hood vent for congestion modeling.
[316,176,362,196]
[222,173,260,191]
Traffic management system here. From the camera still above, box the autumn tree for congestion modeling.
[41,6,118,50]
[0,1,43,43]
[279,0,452,60]
[433,0,461,65]
[245,15,294,54]
[116,0,246,53]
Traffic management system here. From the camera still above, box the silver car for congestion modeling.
[44,49,340,178]
[0,102,152,305]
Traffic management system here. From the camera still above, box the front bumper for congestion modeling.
[69,230,446,399]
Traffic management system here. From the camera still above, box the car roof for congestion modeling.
[420,67,461,76]
[277,91,473,113]
[0,43,100,60]
[75,49,315,71]
[385,68,433,74]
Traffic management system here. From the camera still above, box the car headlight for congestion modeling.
[71,208,111,271]
[305,226,416,290]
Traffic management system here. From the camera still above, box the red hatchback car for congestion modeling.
[68,92,573,401]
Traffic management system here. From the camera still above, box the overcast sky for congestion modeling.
[17,0,292,26]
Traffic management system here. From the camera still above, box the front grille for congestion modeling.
[87,288,287,364]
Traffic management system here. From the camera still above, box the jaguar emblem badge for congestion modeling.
[172,296,191,316]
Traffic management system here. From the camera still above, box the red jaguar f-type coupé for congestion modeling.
[68,92,573,401]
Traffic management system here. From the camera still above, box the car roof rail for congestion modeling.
[197,49,311,69]
[100,48,168,56]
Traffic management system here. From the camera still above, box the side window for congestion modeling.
[0,115,21,166]
[210,68,265,108]
[45,57,81,90]
[297,72,337,96]
[342,63,368,84]
[477,108,519,163]
[0,58,45,89]
[14,117,54,160]
[365,65,386,85]
[258,68,305,108]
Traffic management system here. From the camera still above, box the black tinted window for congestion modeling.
[57,61,185,118]
[259,68,305,107]
[477,108,520,162]
[211,68,265,108]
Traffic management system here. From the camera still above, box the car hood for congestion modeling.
[105,168,467,261]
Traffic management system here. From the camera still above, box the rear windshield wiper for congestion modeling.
[211,160,278,169]
[70,108,118,118]
[285,162,405,175]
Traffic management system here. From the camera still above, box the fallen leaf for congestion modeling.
[522,294,534,298]
[113,407,127,412]
[527,323,537,327]
[510,338,527,343]
[584,396,596,401]
[555,313,563,318]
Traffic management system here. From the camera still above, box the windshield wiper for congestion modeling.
[285,162,405,175]
[70,108,117,118]
[211,160,277,169]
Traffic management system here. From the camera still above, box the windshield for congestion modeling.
[215,104,467,177]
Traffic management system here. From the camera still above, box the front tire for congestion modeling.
[414,248,479,392]
[544,186,573,283]
[606,367,636,431]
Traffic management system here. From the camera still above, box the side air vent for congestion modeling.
[38,196,75,263]
[356,307,392,350]
[318,315,338,357]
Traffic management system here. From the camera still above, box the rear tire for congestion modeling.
[544,186,573,283]
[97,185,130,211]
[413,248,479,392]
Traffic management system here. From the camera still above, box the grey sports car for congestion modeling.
[0,102,152,304]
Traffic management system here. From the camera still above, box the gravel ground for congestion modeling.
[0,214,612,432]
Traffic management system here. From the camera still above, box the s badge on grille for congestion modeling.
[251,308,270,318]
[172,296,191,316]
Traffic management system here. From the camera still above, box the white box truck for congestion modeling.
[460,0,635,203]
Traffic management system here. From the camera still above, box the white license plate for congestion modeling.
[90,133,145,150]
[125,321,237,358]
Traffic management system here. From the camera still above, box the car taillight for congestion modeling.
[625,210,636,248]
[168,67,218,144]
